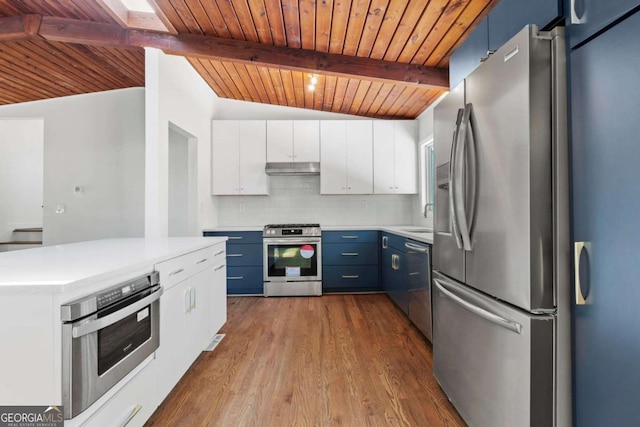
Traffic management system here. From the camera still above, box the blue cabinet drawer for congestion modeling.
[323,242,378,266]
[226,243,263,267]
[323,266,380,292]
[381,232,406,252]
[204,231,262,244]
[323,230,378,243]
[226,266,263,295]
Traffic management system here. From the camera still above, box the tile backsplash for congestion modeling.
[215,175,414,226]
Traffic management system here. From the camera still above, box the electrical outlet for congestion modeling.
[239,202,245,212]
[361,200,368,209]
[55,204,66,214]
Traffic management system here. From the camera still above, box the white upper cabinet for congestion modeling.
[211,120,268,195]
[373,120,417,194]
[320,120,373,194]
[266,120,319,162]
[293,120,320,162]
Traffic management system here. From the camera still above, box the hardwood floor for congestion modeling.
[146,294,465,427]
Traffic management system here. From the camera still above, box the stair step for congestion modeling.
[0,241,43,245]
[13,227,43,233]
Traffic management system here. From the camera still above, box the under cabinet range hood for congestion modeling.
[265,162,320,176]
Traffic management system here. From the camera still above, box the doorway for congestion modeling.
[168,123,197,236]
[0,119,44,248]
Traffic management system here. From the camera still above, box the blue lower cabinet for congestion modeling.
[322,242,378,266]
[322,230,380,292]
[204,231,264,295]
[381,233,409,314]
[323,266,380,292]
[226,244,262,267]
[226,266,263,295]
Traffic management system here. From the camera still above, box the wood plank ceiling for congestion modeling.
[0,0,145,105]
[0,0,496,119]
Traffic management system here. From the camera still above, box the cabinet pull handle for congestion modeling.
[214,264,226,271]
[196,258,208,264]
[191,287,196,310]
[392,254,399,270]
[341,252,359,256]
[341,235,358,239]
[574,241,591,305]
[121,405,142,427]
[184,288,191,313]
[409,272,420,276]
[227,254,243,257]
[342,275,359,279]
[169,268,184,276]
[228,236,243,240]
[228,276,244,280]
[382,236,388,249]
[214,250,225,256]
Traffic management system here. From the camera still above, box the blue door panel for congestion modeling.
[323,266,380,292]
[570,10,640,426]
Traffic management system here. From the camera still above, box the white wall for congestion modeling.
[0,89,145,245]
[145,49,217,237]
[0,119,44,241]
[411,93,449,228]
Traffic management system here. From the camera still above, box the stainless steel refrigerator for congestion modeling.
[432,25,571,427]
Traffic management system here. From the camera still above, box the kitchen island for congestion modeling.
[0,237,227,426]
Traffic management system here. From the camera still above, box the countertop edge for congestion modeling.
[202,226,433,244]
[0,237,228,294]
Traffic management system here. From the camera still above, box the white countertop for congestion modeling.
[0,237,227,293]
[203,226,433,244]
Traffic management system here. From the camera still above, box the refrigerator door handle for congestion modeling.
[449,109,464,249]
[453,103,476,251]
[434,278,523,334]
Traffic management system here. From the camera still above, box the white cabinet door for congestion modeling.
[211,121,240,195]
[372,121,417,194]
[238,120,268,195]
[156,279,191,401]
[209,262,227,337]
[320,121,347,194]
[81,360,158,427]
[293,120,320,162]
[266,120,293,162]
[188,269,211,353]
[393,121,417,194]
[346,121,373,194]
[373,121,396,193]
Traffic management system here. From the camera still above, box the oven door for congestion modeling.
[62,285,162,419]
[263,238,322,282]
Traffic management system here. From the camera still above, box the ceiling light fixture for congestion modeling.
[308,74,318,92]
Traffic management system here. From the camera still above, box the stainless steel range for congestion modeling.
[263,224,322,296]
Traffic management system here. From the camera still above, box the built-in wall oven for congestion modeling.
[263,224,322,296]
[61,272,162,419]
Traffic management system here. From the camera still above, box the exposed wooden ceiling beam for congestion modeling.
[1,15,449,90]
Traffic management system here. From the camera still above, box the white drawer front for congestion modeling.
[81,360,157,427]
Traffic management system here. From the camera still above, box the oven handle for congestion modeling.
[263,238,321,245]
[71,286,163,339]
